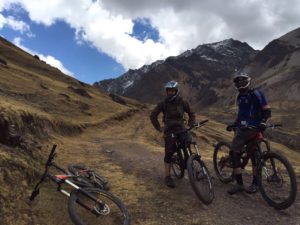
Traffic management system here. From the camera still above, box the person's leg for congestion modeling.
[164,162,171,177]
[164,136,176,188]
[228,130,245,195]
[243,130,260,193]
[247,153,259,194]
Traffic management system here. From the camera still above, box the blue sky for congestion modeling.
[0,4,160,84]
[1,1,299,84]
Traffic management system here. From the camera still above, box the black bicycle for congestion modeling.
[213,124,297,210]
[29,144,130,225]
[170,120,214,205]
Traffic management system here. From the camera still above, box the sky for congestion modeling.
[0,0,299,84]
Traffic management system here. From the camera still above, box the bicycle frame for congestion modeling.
[229,125,282,182]
[219,124,279,172]
[30,145,108,216]
[171,120,209,165]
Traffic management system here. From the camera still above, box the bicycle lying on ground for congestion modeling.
[213,124,297,210]
[30,144,130,225]
[68,164,110,191]
[170,120,214,205]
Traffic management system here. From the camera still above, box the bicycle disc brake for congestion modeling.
[94,201,110,216]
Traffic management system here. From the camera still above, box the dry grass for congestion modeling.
[0,37,143,224]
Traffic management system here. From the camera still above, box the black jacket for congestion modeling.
[150,96,195,131]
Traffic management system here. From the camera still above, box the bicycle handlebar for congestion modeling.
[268,124,282,128]
[188,119,209,131]
[167,119,209,138]
[228,123,282,131]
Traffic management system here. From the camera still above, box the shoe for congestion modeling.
[165,176,175,188]
[246,183,258,194]
[227,184,245,195]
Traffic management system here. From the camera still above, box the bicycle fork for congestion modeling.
[260,159,280,183]
[192,143,200,156]
[192,144,209,176]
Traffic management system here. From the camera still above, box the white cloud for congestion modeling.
[2,0,300,71]
[41,55,74,76]
[13,37,74,76]
[0,12,34,37]
[6,15,29,32]
[0,14,5,29]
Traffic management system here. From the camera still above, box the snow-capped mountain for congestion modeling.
[94,38,256,105]
[94,60,164,95]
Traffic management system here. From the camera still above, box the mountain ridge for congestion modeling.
[94,38,256,106]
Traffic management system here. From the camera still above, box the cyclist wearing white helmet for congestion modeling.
[227,73,271,195]
[150,80,195,188]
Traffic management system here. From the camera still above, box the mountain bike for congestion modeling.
[68,164,110,190]
[29,144,130,225]
[170,120,214,205]
[213,124,297,210]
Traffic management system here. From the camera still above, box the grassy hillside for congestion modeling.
[0,36,143,224]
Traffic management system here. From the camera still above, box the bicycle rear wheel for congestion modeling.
[259,152,297,210]
[187,154,214,205]
[68,164,110,190]
[68,188,130,225]
[171,150,185,179]
[213,142,234,183]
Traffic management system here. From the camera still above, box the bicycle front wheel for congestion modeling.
[187,154,214,205]
[171,150,185,179]
[68,188,130,225]
[259,152,297,210]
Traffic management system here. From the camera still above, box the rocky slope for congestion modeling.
[94,39,257,107]
[245,27,300,101]
[212,28,300,149]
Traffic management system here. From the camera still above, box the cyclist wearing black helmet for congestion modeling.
[150,81,195,188]
[227,73,271,195]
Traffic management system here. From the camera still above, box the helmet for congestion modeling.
[233,73,251,90]
[165,80,179,101]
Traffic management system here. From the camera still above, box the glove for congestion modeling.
[258,122,267,131]
[226,124,236,132]
[188,121,196,127]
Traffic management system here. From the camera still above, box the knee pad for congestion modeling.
[231,151,242,169]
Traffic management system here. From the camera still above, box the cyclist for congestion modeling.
[150,81,195,188]
[227,73,271,195]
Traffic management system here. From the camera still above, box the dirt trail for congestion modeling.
[29,110,300,225]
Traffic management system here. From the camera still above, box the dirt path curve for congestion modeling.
[33,109,300,225]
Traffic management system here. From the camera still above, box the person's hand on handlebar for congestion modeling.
[226,124,236,132]
[258,122,267,131]
[188,121,197,128]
